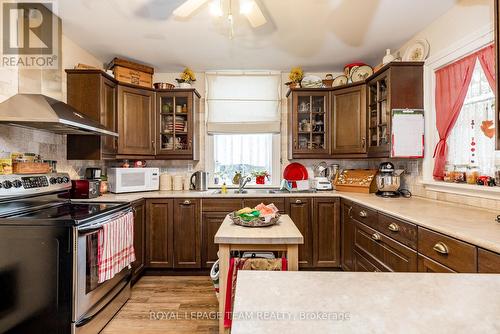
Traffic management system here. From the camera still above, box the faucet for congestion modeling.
[237,176,252,193]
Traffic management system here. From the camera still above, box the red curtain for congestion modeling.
[477,44,496,91]
[433,53,477,180]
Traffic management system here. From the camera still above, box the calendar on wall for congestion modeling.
[391,109,425,158]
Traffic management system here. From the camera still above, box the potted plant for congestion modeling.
[285,67,304,89]
[252,170,270,185]
[176,67,196,88]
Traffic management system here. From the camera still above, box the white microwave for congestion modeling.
[108,168,160,193]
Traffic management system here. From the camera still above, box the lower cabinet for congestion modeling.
[201,212,227,268]
[417,254,455,273]
[478,248,500,273]
[131,199,145,284]
[286,198,313,268]
[341,201,355,271]
[146,199,174,268]
[353,250,381,272]
[173,199,201,268]
[312,198,340,267]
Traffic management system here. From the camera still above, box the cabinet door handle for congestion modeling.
[371,233,381,241]
[359,210,368,218]
[347,206,353,219]
[182,200,191,205]
[387,223,399,232]
[361,137,366,149]
[295,199,303,204]
[433,242,449,255]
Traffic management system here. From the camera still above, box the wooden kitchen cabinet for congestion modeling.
[354,220,418,272]
[478,248,500,273]
[331,83,367,157]
[146,199,174,268]
[418,254,455,273]
[173,199,201,268]
[66,69,118,160]
[131,199,145,284]
[117,85,156,157]
[341,200,355,271]
[312,198,340,267]
[286,198,313,268]
[367,62,424,157]
[156,89,200,160]
[288,90,330,159]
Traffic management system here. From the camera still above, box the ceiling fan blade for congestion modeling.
[243,1,266,28]
[173,0,210,18]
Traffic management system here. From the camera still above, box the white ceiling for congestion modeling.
[58,0,457,72]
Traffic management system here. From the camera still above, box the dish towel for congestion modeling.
[224,257,287,329]
[97,211,135,283]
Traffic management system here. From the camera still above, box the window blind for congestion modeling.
[206,72,281,133]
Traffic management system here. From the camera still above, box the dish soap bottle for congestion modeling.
[221,182,227,194]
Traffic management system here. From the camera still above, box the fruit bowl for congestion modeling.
[228,211,281,227]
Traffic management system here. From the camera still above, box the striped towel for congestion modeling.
[97,212,135,283]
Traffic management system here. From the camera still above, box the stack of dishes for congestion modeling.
[163,116,186,133]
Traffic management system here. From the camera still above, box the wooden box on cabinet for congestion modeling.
[367,62,424,157]
[288,89,331,159]
[66,69,118,160]
[156,89,200,160]
[331,83,367,157]
[117,85,156,157]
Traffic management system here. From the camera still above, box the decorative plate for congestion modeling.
[229,212,281,227]
[403,39,430,61]
[351,65,373,82]
[283,162,308,181]
[332,75,348,87]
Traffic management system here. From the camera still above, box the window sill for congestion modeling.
[422,180,500,200]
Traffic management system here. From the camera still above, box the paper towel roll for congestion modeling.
[160,173,172,191]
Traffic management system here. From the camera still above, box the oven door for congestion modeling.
[73,210,132,333]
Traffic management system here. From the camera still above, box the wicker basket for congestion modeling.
[229,212,281,227]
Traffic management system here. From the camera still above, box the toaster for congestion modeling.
[71,180,101,199]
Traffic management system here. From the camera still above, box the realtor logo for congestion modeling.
[1,1,59,68]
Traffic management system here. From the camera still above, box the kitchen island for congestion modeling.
[231,271,500,334]
[214,214,303,334]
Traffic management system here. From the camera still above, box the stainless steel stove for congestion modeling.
[0,173,132,334]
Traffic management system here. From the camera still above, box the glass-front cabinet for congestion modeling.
[368,73,390,155]
[156,89,200,159]
[289,90,330,158]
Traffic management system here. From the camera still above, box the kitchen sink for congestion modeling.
[211,189,317,195]
[211,189,249,194]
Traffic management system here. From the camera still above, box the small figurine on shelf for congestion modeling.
[176,67,196,88]
[286,66,304,89]
[252,170,270,185]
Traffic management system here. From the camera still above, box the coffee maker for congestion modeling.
[375,162,408,198]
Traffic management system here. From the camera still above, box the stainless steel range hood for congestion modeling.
[0,94,118,136]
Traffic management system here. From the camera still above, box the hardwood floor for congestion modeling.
[102,276,219,334]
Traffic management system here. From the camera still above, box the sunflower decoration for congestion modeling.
[286,66,304,88]
[176,67,196,84]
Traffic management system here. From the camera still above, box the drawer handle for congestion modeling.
[295,199,303,204]
[496,215,500,224]
[388,223,399,232]
[371,233,381,241]
[359,210,368,218]
[433,242,449,255]
[347,206,353,219]
[182,200,191,205]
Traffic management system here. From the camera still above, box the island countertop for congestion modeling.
[231,271,500,334]
[214,214,304,245]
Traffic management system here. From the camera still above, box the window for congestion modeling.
[447,60,496,175]
[206,72,281,187]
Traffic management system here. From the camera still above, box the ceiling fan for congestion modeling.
[173,0,267,36]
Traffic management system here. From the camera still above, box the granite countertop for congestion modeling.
[214,214,304,245]
[72,189,500,253]
[231,271,500,334]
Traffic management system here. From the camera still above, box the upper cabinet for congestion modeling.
[65,69,201,160]
[156,89,200,160]
[117,85,156,157]
[331,83,367,157]
[66,70,118,160]
[367,62,424,157]
[288,90,330,158]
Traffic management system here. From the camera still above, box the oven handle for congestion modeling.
[77,208,133,234]
[75,272,131,327]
